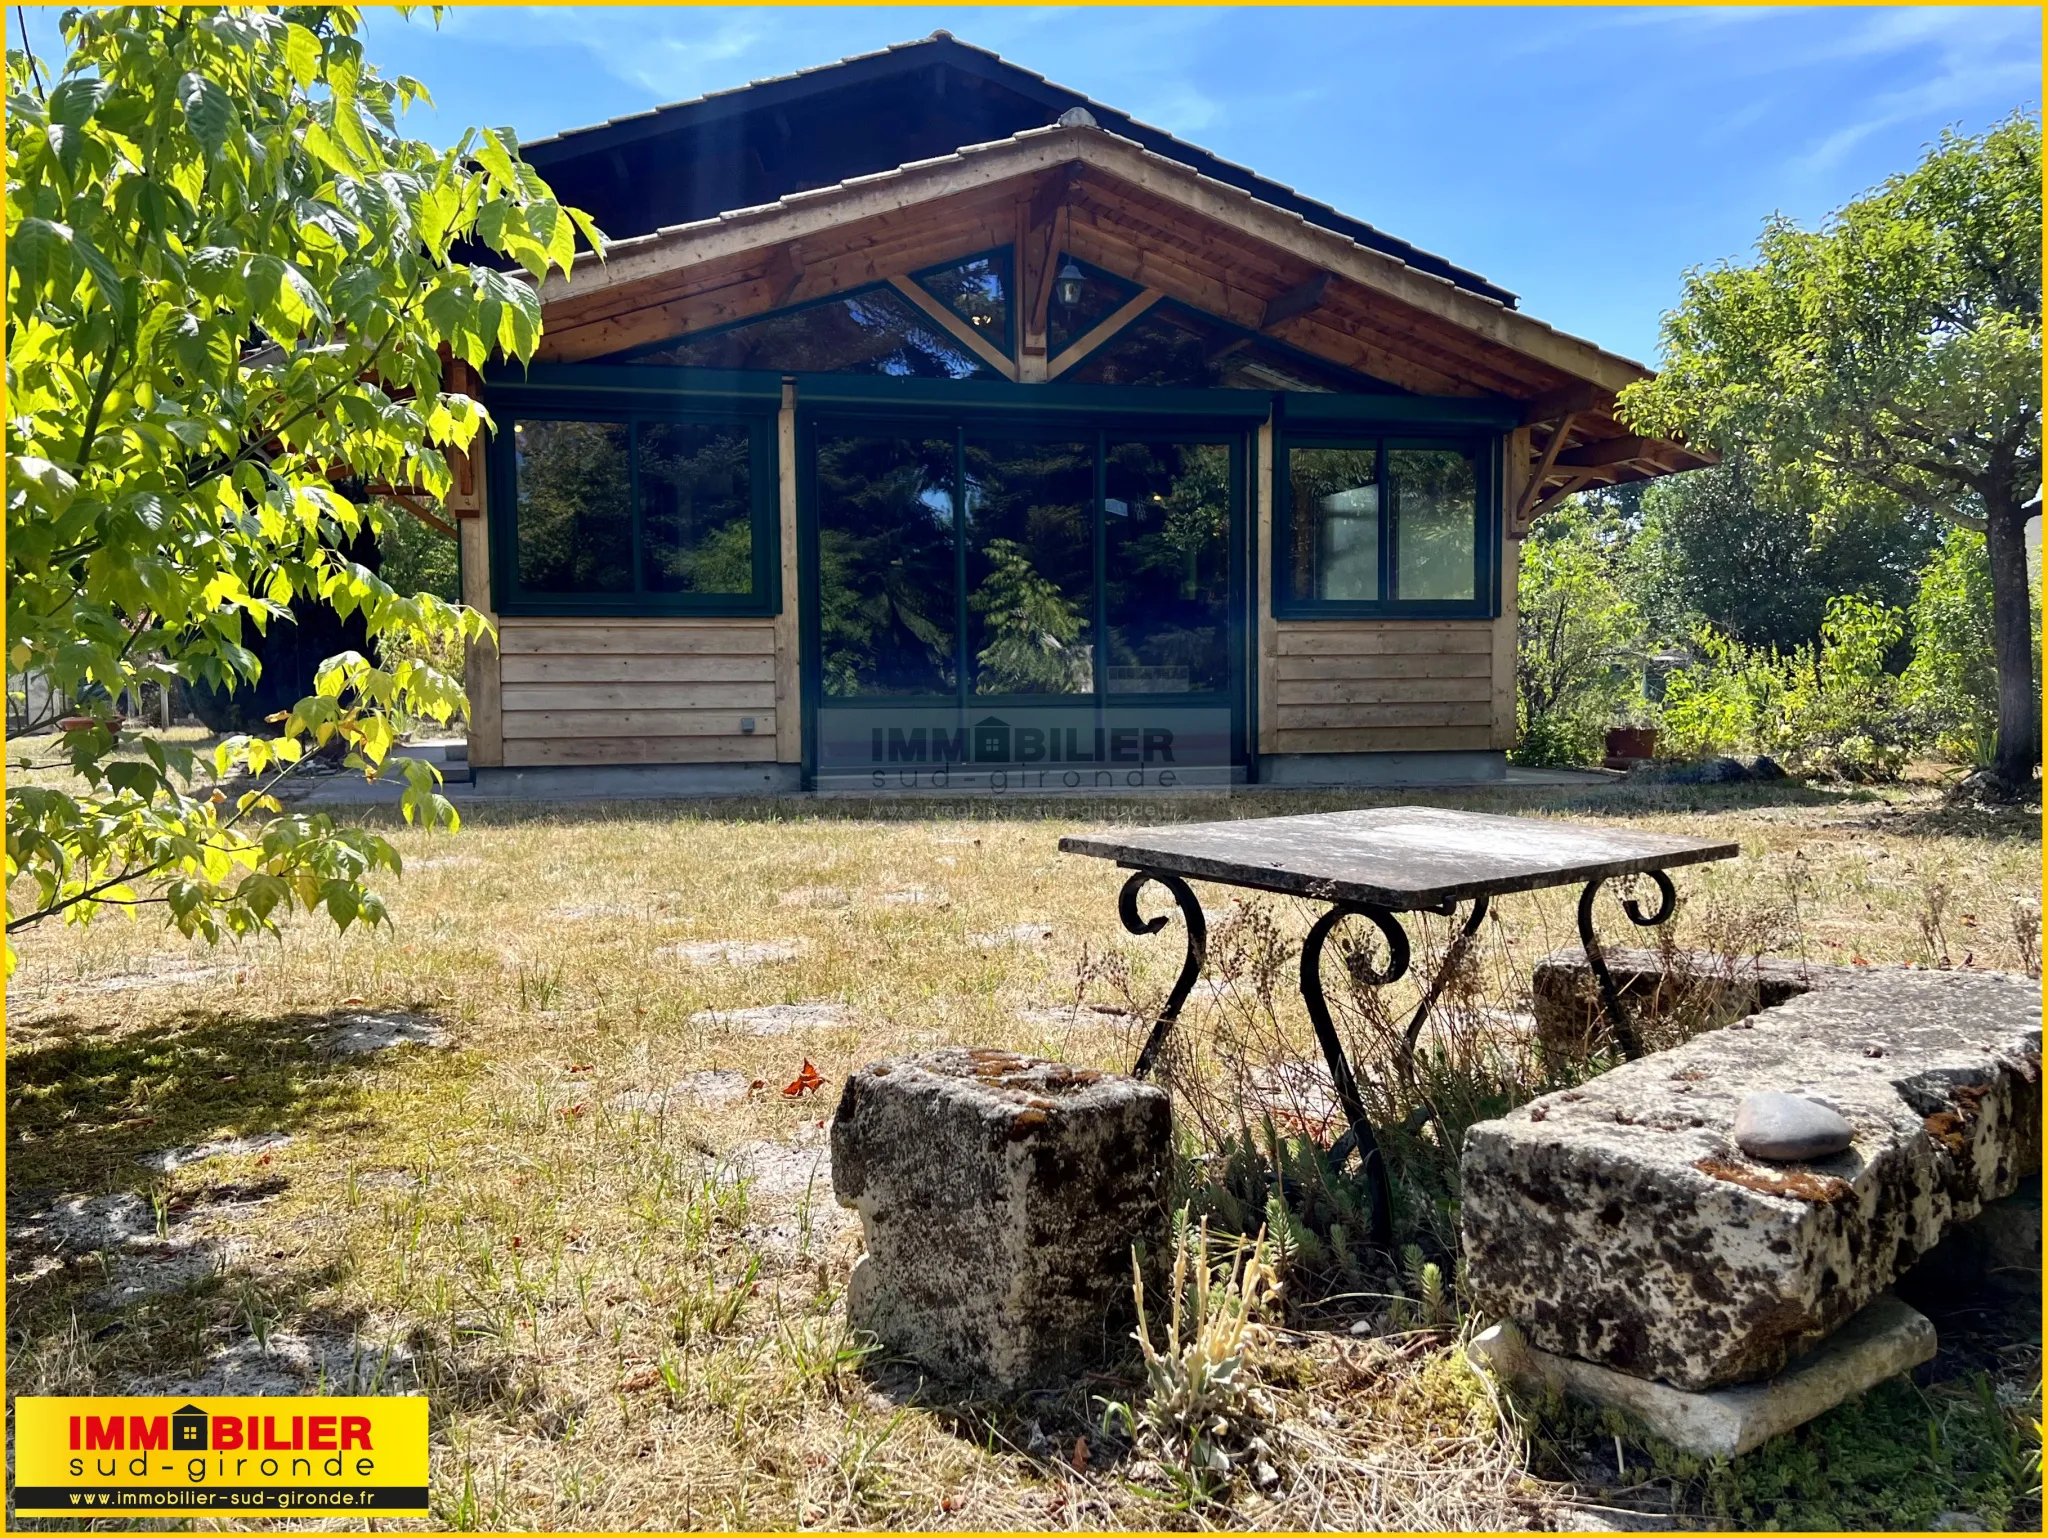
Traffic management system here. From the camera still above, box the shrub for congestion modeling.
[1902,527,2037,765]
[1659,595,1911,778]
[1514,501,1647,766]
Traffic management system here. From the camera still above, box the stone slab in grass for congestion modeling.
[970,924,1054,949]
[95,965,223,992]
[1469,1292,1936,1459]
[831,1047,1171,1388]
[877,887,948,907]
[612,1070,754,1112]
[143,1132,292,1173]
[664,938,807,967]
[732,1137,834,1199]
[690,1002,851,1035]
[320,1011,452,1055]
[1461,968,2039,1390]
[138,1332,415,1398]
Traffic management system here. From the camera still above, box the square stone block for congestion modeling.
[831,1048,1172,1388]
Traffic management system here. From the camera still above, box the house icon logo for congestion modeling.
[972,715,1010,763]
[171,1404,209,1451]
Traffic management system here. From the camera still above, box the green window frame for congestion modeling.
[490,406,780,618]
[1272,431,1500,620]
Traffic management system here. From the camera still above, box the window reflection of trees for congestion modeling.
[915,253,1011,345]
[628,289,998,379]
[964,439,1094,696]
[1391,448,1478,601]
[639,423,753,594]
[1288,447,1381,602]
[816,435,959,697]
[1105,442,1231,693]
[515,420,633,594]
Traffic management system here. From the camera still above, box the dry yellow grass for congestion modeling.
[6,774,2040,1530]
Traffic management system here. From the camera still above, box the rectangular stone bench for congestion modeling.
[1461,968,2040,1393]
[1532,946,1896,1060]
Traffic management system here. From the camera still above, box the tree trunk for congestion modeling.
[1982,487,2040,786]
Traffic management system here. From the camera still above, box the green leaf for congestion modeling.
[473,127,518,188]
[68,230,124,309]
[7,216,74,298]
[177,71,236,158]
[46,76,111,128]
[284,23,322,90]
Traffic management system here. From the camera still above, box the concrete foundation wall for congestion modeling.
[470,762,800,799]
[1259,750,1507,787]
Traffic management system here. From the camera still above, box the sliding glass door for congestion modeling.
[808,417,1244,791]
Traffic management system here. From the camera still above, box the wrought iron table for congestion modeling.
[1058,806,1739,1246]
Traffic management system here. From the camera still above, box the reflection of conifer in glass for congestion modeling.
[515,420,633,594]
[971,539,1094,694]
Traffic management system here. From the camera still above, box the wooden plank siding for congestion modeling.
[1266,621,1497,756]
[496,619,781,768]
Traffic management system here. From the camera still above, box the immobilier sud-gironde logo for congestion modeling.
[12,1396,429,1516]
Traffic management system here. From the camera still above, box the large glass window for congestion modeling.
[816,433,960,697]
[503,415,774,614]
[963,437,1095,696]
[809,424,1241,704]
[1277,436,1490,616]
[514,420,634,596]
[638,422,755,594]
[1286,446,1381,603]
[1104,441,1232,694]
[1389,447,1478,602]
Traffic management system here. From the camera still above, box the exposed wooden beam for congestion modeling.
[1554,434,1657,469]
[1261,270,1331,331]
[1523,473,1596,527]
[1519,380,1606,426]
[1514,411,1578,526]
[1028,202,1070,342]
[373,487,458,540]
[1046,287,1165,379]
[762,241,804,308]
[886,274,1020,381]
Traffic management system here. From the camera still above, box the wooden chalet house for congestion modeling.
[446,33,1705,794]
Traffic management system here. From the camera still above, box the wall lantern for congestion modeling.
[1055,259,1085,309]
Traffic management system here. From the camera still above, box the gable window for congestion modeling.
[1047,254,1142,355]
[1064,298,1398,394]
[500,413,777,615]
[616,286,1001,380]
[911,248,1014,356]
[1275,434,1495,618]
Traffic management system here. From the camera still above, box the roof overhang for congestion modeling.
[523,120,1710,498]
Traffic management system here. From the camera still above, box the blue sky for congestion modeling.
[24,6,2043,364]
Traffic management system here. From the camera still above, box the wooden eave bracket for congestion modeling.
[1261,270,1333,331]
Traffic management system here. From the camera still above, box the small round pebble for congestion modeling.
[1733,1091,1853,1162]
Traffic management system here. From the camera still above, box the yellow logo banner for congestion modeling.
[13,1396,430,1517]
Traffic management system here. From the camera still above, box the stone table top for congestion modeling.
[1058,806,1739,910]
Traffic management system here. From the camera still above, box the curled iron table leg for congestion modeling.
[1301,901,1409,1249]
[1121,869,1208,1081]
[1577,869,1679,1060]
[1396,895,1490,1079]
